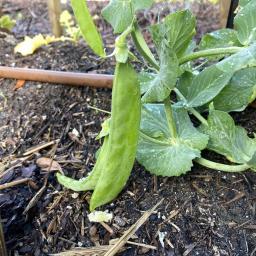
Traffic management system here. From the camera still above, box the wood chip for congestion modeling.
[192,181,208,197]
[36,157,62,173]
[100,222,114,235]
[224,192,245,205]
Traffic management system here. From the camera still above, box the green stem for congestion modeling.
[139,131,170,146]
[195,158,249,172]
[173,88,208,126]
[173,88,186,102]
[189,108,208,126]
[179,47,243,65]
[164,98,177,138]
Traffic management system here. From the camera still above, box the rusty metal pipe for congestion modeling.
[0,66,114,88]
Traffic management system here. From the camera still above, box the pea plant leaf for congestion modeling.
[239,0,253,7]
[176,71,195,102]
[141,46,179,103]
[180,43,256,108]
[199,29,241,51]
[71,0,105,57]
[150,10,196,58]
[234,0,256,45]
[183,65,232,108]
[138,72,156,95]
[102,0,153,34]
[136,104,208,176]
[212,67,256,112]
[199,109,256,164]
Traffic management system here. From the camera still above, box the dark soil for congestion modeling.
[1,1,256,256]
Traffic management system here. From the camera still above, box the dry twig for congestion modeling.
[23,143,59,214]
[23,139,59,156]
[0,178,31,190]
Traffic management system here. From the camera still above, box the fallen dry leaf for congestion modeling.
[36,157,62,172]
[14,79,25,90]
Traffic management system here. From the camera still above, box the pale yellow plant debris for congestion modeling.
[88,210,113,223]
[14,34,70,56]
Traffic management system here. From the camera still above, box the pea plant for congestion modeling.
[57,0,256,211]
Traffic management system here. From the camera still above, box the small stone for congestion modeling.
[114,216,126,227]
[71,193,79,199]
[71,128,80,137]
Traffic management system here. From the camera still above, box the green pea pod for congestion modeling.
[131,21,159,70]
[90,62,141,211]
[56,136,109,191]
[71,0,105,57]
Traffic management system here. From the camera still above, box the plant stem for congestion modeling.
[139,131,170,146]
[164,98,177,138]
[195,158,249,172]
[179,47,243,65]
[173,88,186,102]
[189,108,208,126]
[173,88,208,126]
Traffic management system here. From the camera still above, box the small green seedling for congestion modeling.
[0,15,15,31]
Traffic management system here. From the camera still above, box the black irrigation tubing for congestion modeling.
[226,0,239,29]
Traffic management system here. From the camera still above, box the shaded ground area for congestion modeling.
[1,1,256,255]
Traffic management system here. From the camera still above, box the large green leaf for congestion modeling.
[176,71,195,102]
[102,0,153,34]
[199,109,256,164]
[185,65,232,108]
[71,0,105,57]
[183,44,256,108]
[199,29,241,50]
[138,72,155,95]
[141,46,179,103]
[213,67,256,112]
[234,0,256,45]
[150,10,196,58]
[137,104,208,176]
[239,0,253,7]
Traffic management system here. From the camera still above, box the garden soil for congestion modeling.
[1,1,256,255]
